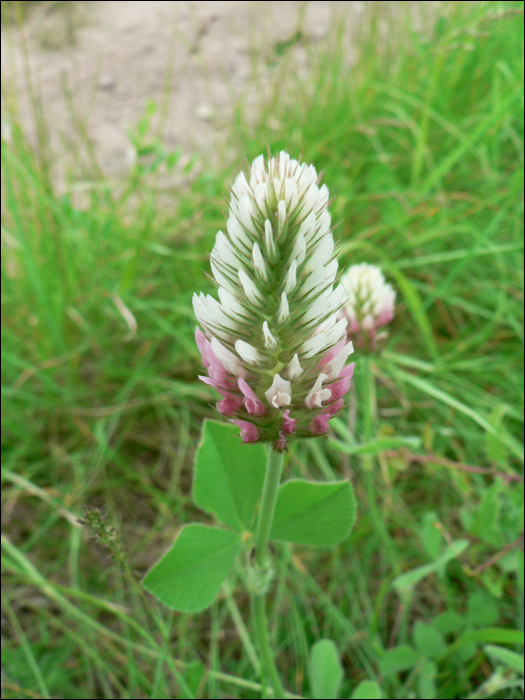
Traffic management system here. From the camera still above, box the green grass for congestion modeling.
[1,1,524,698]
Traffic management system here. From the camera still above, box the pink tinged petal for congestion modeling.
[252,242,268,281]
[231,419,259,443]
[284,353,303,381]
[195,328,209,368]
[322,398,345,416]
[238,378,265,416]
[328,362,355,401]
[264,374,292,409]
[210,336,246,377]
[275,431,288,452]
[277,292,290,325]
[323,341,354,381]
[310,413,331,435]
[235,339,264,366]
[238,268,263,306]
[318,336,346,368]
[217,395,244,416]
[282,409,297,434]
[306,373,332,409]
[284,260,297,294]
[300,333,326,359]
[262,321,277,349]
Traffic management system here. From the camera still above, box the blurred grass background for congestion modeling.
[1,1,524,698]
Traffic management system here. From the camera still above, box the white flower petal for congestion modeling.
[250,155,266,186]
[262,321,277,349]
[324,317,348,346]
[238,268,263,306]
[284,260,297,295]
[252,242,268,281]
[277,200,287,236]
[211,336,246,377]
[264,219,276,257]
[305,373,332,408]
[212,231,240,269]
[277,292,290,324]
[285,353,303,380]
[299,333,326,358]
[218,288,250,319]
[290,232,306,266]
[264,373,292,409]
[211,258,238,295]
[235,339,264,366]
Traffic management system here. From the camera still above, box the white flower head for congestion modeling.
[340,263,396,345]
[194,152,355,449]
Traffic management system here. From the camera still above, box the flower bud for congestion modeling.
[340,263,396,347]
[194,152,354,450]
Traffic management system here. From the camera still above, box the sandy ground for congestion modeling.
[1,1,368,178]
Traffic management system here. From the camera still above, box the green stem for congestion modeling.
[252,446,286,698]
[254,448,284,569]
[253,595,285,698]
[360,355,376,471]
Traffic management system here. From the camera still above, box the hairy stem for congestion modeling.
[251,446,286,698]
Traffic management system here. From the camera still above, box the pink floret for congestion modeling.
[310,413,331,435]
[231,419,259,443]
[329,362,355,401]
[238,377,265,416]
[282,409,297,434]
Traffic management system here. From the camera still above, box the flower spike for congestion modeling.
[194,152,355,450]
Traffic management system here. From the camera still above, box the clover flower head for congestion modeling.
[194,151,355,450]
[340,263,395,346]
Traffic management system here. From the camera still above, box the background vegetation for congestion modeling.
[2,1,523,698]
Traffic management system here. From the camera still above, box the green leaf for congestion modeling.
[420,511,442,561]
[443,628,525,659]
[392,539,469,602]
[484,645,524,674]
[193,419,267,531]
[467,591,500,627]
[417,660,437,700]
[378,645,419,677]
[413,621,447,659]
[271,480,356,547]
[350,680,383,699]
[142,524,241,612]
[309,639,344,699]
